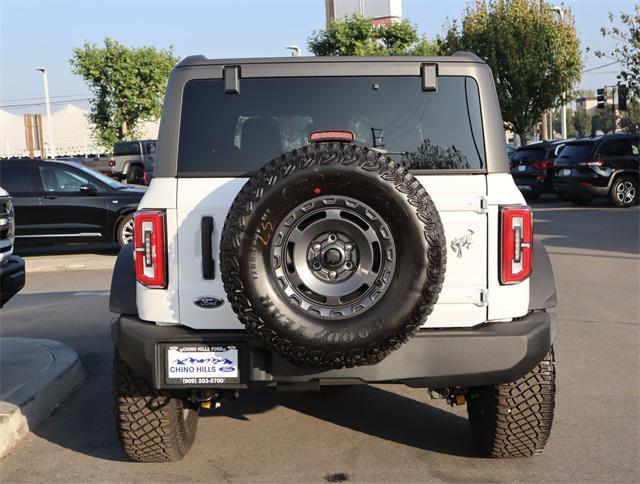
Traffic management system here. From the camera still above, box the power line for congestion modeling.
[582,60,620,73]
[0,98,91,110]
[0,93,89,103]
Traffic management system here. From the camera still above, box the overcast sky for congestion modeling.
[0,0,634,114]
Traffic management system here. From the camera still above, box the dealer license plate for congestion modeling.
[165,344,240,385]
[517,165,526,172]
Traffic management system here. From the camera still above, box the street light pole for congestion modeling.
[36,67,56,159]
[551,6,567,139]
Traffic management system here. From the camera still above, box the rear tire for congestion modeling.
[113,353,198,462]
[609,175,638,208]
[126,165,144,185]
[467,347,556,458]
[116,214,134,247]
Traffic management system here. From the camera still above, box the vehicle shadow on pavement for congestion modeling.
[14,243,119,257]
[206,385,478,458]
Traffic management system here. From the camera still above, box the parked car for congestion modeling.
[0,158,145,247]
[506,143,517,158]
[510,140,567,200]
[0,186,25,307]
[110,54,557,462]
[84,140,156,185]
[553,133,639,207]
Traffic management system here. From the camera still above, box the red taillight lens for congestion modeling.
[133,210,167,288]
[109,159,116,167]
[308,130,355,143]
[531,160,554,170]
[143,171,150,185]
[500,206,532,285]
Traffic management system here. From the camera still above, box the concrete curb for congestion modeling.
[0,338,87,458]
[24,255,116,274]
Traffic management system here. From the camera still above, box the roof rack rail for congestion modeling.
[176,55,207,68]
[452,51,484,62]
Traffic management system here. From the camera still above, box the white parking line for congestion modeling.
[73,291,110,297]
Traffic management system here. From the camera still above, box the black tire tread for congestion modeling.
[468,347,556,458]
[113,353,197,462]
[220,143,446,368]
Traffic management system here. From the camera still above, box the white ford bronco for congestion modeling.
[110,54,558,462]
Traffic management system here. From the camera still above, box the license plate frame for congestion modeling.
[162,343,242,386]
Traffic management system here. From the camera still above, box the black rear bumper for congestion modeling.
[0,255,25,307]
[112,310,554,389]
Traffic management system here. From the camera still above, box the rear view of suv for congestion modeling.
[511,140,567,200]
[110,55,558,462]
[553,133,639,207]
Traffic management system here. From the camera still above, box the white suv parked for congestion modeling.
[110,54,558,462]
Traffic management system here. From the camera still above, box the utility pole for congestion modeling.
[36,67,56,159]
[551,5,567,139]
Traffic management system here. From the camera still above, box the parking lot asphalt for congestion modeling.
[0,197,638,483]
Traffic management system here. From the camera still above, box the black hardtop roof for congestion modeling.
[565,133,638,145]
[176,52,485,68]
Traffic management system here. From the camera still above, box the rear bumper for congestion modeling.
[112,310,555,389]
[553,173,609,198]
[0,255,25,307]
[513,174,552,193]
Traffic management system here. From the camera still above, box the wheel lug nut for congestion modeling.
[313,243,321,251]
[345,244,353,251]
[313,262,322,270]
[329,271,337,279]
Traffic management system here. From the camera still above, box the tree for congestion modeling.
[443,0,582,145]
[552,107,574,137]
[70,38,178,148]
[308,14,440,56]
[596,5,640,99]
[591,108,617,134]
[573,107,591,137]
[621,101,640,133]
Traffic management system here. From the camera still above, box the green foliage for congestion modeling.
[591,107,617,134]
[308,14,441,56]
[70,38,178,148]
[596,5,640,99]
[621,101,640,133]
[443,0,582,144]
[573,107,591,138]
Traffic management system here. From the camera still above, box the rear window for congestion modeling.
[512,148,546,161]
[556,143,594,161]
[178,76,485,176]
[0,163,36,194]
[114,142,141,156]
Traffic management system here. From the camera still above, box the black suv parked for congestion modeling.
[553,134,639,207]
[0,158,145,246]
[510,140,566,200]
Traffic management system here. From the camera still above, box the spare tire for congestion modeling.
[220,143,446,369]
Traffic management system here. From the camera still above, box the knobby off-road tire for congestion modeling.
[126,165,144,185]
[220,143,446,369]
[113,353,198,462]
[467,347,556,458]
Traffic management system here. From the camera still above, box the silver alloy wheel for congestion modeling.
[615,180,636,204]
[120,218,134,244]
[271,196,396,319]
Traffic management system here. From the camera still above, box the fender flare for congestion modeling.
[109,243,138,315]
[607,169,639,190]
[529,240,557,310]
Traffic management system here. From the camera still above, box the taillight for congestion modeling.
[308,130,355,143]
[109,159,116,167]
[531,160,554,170]
[500,206,532,284]
[143,171,150,185]
[133,210,167,288]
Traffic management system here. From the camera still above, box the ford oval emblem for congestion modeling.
[194,296,225,309]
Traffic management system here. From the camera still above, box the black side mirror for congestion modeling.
[79,183,98,194]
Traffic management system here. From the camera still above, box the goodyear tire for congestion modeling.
[114,353,198,462]
[220,143,446,369]
[467,347,556,458]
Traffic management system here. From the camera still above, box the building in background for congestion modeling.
[0,104,159,158]
[325,0,402,26]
